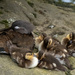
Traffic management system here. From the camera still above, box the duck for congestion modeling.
[35,34,67,54]
[6,40,38,68]
[37,50,67,71]
[34,34,73,70]
[61,32,75,57]
[61,32,75,49]
[67,40,75,57]
[0,20,34,34]
[0,20,35,53]
[34,33,47,50]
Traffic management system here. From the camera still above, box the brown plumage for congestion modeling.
[0,20,37,68]
[61,32,75,49]
[0,33,10,53]
[7,41,38,68]
[67,40,75,57]
[35,35,67,55]
[37,50,67,71]
[34,34,73,70]
[6,30,34,50]
[61,32,75,56]
[34,33,47,49]
[0,20,35,53]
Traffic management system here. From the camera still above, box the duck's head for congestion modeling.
[43,36,53,49]
[66,32,74,41]
[25,52,34,60]
[34,33,47,48]
[12,20,34,34]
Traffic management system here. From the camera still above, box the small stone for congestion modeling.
[53,34,58,38]
[48,25,55,29]
[71,70,75,75]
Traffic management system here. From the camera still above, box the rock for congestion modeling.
[69,57,75,68]
[53,34,58,38]
[48,25,55,29]
[71,70,75,75]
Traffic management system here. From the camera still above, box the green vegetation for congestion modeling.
[0,20,9,28]
[27,1,34,7]
[34,32,40,35]
[0,11,3,14]
[32,13,37,18]
[65,70,72,75]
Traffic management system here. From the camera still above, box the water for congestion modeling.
[55,0,75,4]
[63,0,75,4]
[62,0,72,3]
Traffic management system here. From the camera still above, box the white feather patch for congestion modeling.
[56,58,65,65]
[62,53,66,58]
[53,63,57,67]
[12,52,16,55]
[15,26,20,29]
[28,57,38,68]
[55,54,65,65]
[38,41,44,51]
[72,53,75,57]
[63,49,67,53]
[55,54,62,58]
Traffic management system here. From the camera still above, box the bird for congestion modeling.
[0,20,34,34]
[0,20,35,53]
[34,34,73,70]
[35,34,67,54]
[6,40,38,68]
[61,32,75,49]
[67,40,75,57]
[37,50,67,71]
[61,32,75,57]
[34,33,47,50]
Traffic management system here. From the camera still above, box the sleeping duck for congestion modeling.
[0,20,35,53]
[36,50,67,71]
[7,40,38,68]
[0,20,34,34]
[34,34,73,70]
